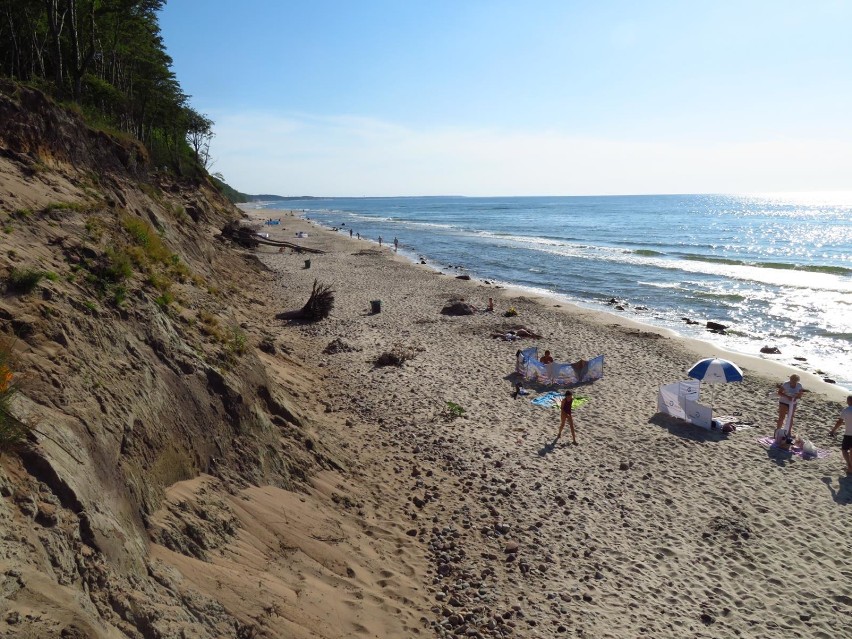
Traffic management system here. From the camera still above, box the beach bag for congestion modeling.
[801,439,817,456]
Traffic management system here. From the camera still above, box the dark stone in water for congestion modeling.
[823,378,836,384]
[706,321,729,331]
[793,356,807,361]
[760,346,781,354]
[456,275,471,280]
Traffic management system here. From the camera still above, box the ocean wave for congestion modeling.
[525,244,852,293]
[679,253,852,276]
[633,249,665,256]
[692,290,747,303]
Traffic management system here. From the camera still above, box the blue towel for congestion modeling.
[531,391,563,406]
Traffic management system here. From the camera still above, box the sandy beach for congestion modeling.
[219,207,851,639]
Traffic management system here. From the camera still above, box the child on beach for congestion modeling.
[557,390,577,445]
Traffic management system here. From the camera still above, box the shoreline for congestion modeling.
[251,205,847,403]
[239,206,852,638]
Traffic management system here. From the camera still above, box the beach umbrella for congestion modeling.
[687,357,744,383]
[687,357,744,418]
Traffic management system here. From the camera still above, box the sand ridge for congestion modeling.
[239,208,850,639]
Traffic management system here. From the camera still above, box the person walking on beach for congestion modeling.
[349,229,353,238]
[776,374,804,431]
[557,390,577,445]
[393,237,399,251]
[378,236,383,247]
[829,395,852,474]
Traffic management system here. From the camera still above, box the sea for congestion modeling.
[258,194,852,391]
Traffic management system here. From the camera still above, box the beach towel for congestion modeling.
[756,436,831,459]
[531,391,562,407]
[531,392,589,410]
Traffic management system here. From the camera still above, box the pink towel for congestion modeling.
[756,436,831,459]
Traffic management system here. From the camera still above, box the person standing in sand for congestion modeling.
[557,390,577,445]
[378,236,383,247]
[829,395,852,474]
[776,374,804,431]
[393,237,399,251]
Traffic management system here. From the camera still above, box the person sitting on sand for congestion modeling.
[540,350,554,365]
[557,390,577,445]
[776,374,804,430]
[828,395,852,474]
[492,328,541,341]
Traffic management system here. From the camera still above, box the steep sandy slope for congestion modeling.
[0,82,429,638]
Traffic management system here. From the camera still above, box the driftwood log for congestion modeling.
[220,221,325,254]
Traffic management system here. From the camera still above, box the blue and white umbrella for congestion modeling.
[687,357,744,383]
[687,357,744,419]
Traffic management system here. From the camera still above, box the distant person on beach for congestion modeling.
[393,237,399,251]
[540,350,554,365]
[557,390,577,444]
[356,232,360,240]
[776,374,804,431]
[378,236,383,247]
[349,229,353,237]
[829,395,852,474]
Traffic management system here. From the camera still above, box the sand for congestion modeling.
[189,207,850,639]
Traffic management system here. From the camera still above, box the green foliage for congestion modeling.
[104,248,134,283]
[121,215,171,264]
[154,292,173,309]
[444,401,466,421]
[0,0,211,175]
[227,326,248,356]
[112,285,127,307]
[6,267,45,294]
[0,338,29,454]
[210,175,249,204]
[43,201,87,214]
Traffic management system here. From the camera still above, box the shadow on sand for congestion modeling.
[646,413,726,443]
[821,475,852,505]
[537,439,576,457]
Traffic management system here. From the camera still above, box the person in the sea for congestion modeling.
[829,395,852,474]
[393,237,399,251]
[557,390,577,445]
[776,374,804,431]
[540,350,554,365]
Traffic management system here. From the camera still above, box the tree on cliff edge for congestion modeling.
[0,0,212,175]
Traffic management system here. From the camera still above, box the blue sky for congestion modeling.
[159,1,852,196]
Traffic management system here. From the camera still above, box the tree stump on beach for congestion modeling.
[299,280,334,321]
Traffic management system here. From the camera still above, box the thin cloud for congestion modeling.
[210,111,852,197]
